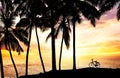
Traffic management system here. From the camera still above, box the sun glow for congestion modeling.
[2,6,120,77]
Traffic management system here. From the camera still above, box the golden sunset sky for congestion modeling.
[2,5,120,75]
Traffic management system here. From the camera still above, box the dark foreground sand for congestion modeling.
[19,68,120,78]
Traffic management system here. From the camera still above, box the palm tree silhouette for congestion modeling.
[44,0,63,71]
[46,17,71,70]
[0,16,28,78]
[0,0,28,78]
[58,18,70,70]
[0,42,4,78]
[16,0,49,75]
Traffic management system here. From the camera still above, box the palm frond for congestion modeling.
[8,32,24,53]
[117,4,120,20]
[46,32,52,42]
[14,0,27,16]
[16,18,30,27]
[13,0,25,4]
[71,14,82,25]
[54,25,61,38]
[90,17,96,27]
[76,1,100,26]
[66,19,71,32]
[77,1,100,19]
[99,0,119,15]
[85,0,105,6]
[13,29,28,45]
[4,34,9,50]
[63,27,70,49]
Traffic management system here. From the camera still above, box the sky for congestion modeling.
[1,5,120,77]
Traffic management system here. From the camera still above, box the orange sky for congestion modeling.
[2,5,120,74]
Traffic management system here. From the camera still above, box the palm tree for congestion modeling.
[0,41,4,78]
[16,0,50,75]
[0,22,28,78]
[0,0,28,77]
[27,0,47,74]
[44,0,59,71]
[46,17,71,70]
[17,17,46,76]
[0,28,28,78]
[57,18,70,70]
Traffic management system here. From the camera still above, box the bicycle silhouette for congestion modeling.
[88,59,100,68]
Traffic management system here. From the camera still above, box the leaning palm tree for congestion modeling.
[0,0,28,77]
[0,27,28,78]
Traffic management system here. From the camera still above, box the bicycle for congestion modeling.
[88,59,100,68]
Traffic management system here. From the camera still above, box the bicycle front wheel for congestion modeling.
[88,62,94,68]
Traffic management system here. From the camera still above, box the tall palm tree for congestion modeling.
[0,0,28,77]
[0,41,4,78]
[57,18,70,70]
[46,17,71,70]
[17,17,46,75]
[16,0,50,75]
[43,0,57,71]
[27,0,47,74]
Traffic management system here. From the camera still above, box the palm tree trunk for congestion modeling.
[0,42,4,78]
[8,42,18,78]
[25,25,32,76]
[35,26,46,73]
[59,32,64,70]
[73,23,76,70]
[51,9,56,71]
[51,25,56,71]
